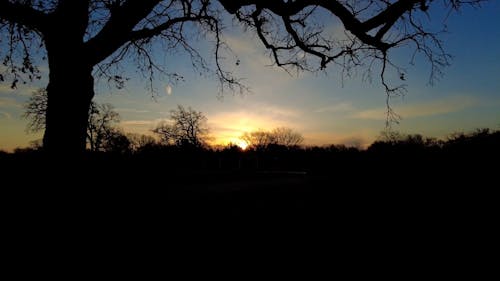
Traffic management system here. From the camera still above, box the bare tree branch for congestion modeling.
[86,0,161,65]
[0,0,49,32]
[223,0,484,124]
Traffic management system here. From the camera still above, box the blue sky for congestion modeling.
[1,1,499,151]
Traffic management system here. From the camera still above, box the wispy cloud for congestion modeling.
[119,119,165,135]
[209,112,269,134]
[323,22,350,42]
[119,109,299,142]
[0,84,14,94]
[225,35,257,55]
[121,119,161,127]
[115,108,150,114]
[352,96,479,120]
[208,106,303,145]
[225,35,290,75]
[314,102,354,113]
[0,97,21,108]
[303,129,377,148]
[259,104,300,119]
[0,83,39,96]
[0,111,12,119]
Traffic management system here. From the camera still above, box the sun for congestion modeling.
[231,139,249,150]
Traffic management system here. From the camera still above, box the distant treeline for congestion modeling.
[2,128,499,173]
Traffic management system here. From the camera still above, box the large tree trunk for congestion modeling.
[42,55,94,155]
[42,1,93,156]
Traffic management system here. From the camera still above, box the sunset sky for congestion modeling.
[1,2,499,151]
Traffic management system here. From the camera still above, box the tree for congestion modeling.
[241,127,303,150]
[23,88,48,133]
[241,130,275,150]
[220,0,485,125]
[99,129,131,153]
[271,127,304,147]
[23,88,122,152]
[87,102,121,152]
[127,133,157,152]
[1,0,486,154]
[1,0,238,155]
[153,105,209,148]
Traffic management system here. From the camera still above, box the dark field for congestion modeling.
[3,160,494,225]
[2,129,498,227]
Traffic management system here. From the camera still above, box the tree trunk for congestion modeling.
[43,57,94,155]
[43,41,94,156]
[42,1,93,156]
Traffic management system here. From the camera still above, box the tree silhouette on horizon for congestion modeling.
[241,127,304,150]
[153,105,210,148]
[0,0,486,156]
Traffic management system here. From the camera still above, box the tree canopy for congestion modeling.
[0,0,487,154]
[153,105,210,148]
[241,127,304,150]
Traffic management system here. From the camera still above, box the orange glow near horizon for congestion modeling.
[231,138,249,150]
[212,136,249,149]
[207,108,300,147]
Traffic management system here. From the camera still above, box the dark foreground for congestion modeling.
[2,154,496,271]
[2,145,497,274]
[3,127,499,228]
[2,152,496,225]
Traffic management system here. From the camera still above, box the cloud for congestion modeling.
[323,22,350,41]
[352,96,479,120]
[0,84,14,94]
[120,119,165,135]
[208,107,303,145]
[121,119,160,126]
[314,102,354,113]
[259,104,300,119]
[120,118,171,129]
[115,108,150,114]
[340,136,366,148]
[118,105,301,144]
[0,111,12,119]
[0,83,39,96]
[351,108,392,120]
[223,34,304,92]
[225,35,258,55]
[225,34,287,73]
[303,130,376,148]
[0,97,21,108]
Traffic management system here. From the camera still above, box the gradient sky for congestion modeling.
[1,2,499,151]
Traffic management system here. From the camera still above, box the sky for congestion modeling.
[1,1,500,151]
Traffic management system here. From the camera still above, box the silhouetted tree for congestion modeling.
[377,130,405,144]
[127,133,157,152]
[219,0,485,125]
[0,0,242,155]
[87,103,121,152]
[1,0,485,154]
[29,139,43,150]
[241,130,275,150]
[370,130,444,153]
[242,127,304,150]
[23,89,122,152]
[445,128,500,155]
[153,105,209,148]
[23,88,47,133]
[100,129,131,153]
[271,127,304,147]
